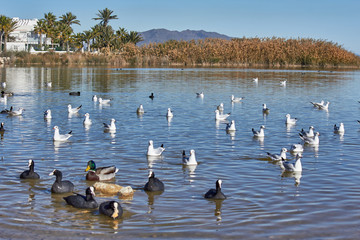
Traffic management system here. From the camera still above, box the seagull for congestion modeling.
[310,100,324,108]
[299,132,320,145]
[318,101,330,110]
[92,95,98,102]
[252,77,258,83]
[300,126,314,138]
[8,107,24,116]
[44,109,52,119]
[267,148,288,161]
[83,113,92,126]
[182,149,198,165]
[103,118,116,131]
[290,143,304,154]
[46,82,52,87]
[262,104,270,114]
[53,126,72,141]
[67,104,82,114]
[280,154,302,172]
[358,120,360,124]
[217,103,224,112]
[98,98,112,104]
[285,114,297,125]
[215,109,230,120]
[334,123,345,134]
[231,95,244,103]
[226,120,236,131]
[252,125,265,137]
[1,82,6,88]
[146,140,165,156]
[137,104,145,114]
[0,95,7,103]
[166,108,173,118]
[196,92,204,98]
[280,80,287,86]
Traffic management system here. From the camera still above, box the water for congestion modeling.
[0,67,359,239]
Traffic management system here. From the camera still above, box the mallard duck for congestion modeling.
[85,160,119,181]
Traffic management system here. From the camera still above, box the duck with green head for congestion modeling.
[85,160,119,181]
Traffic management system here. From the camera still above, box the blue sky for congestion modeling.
[2,0,360,54]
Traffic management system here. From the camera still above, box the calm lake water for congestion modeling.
[0,67,359,239]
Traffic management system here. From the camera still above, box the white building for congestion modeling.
[6,17,51,52]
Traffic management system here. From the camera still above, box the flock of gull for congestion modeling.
[1,76,359,220]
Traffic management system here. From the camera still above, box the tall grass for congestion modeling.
[3,37,360,68]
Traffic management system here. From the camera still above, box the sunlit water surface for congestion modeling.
[0,67,359,239]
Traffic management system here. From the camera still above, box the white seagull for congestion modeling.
[44,109,52,119]
[299,132,320,145]
[226,120,236,131]
[290,143,304,154]
[334,123,345,134]
[310,100,324,108]
[92,95,98,102]
[83,113,92,125]
[280,80,287,86]
[300,126,314,138]
[98,97,112,104]
[53,126,72,141]
[103,118,116,131]
[146,140,165,156]
[1,82,6,88]
[285,114,298,125]
[318,101,330,110]
[196,92,204,98]
[182,149,198,165]
[46,82,52,87]
[67,104,82,114]
[217,103,224,112]
[267,148,288,161]
[166,108,173,118]
[231,95,244,103]
[8,107,24,116]
[215,109,230,120]
[252,125,265,137]
[252,77,258,83]
[137,104,145,114]
[280,154,302,172]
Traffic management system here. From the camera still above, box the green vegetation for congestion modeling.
[0,9,359,68]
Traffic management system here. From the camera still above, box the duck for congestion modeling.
[137,104,145,114]
[217,103,224,112]
[196,92,204,98]
[67,104,82,114]
[92,95,98,102]
[103,118,116,131]
[262,104,270,114]
[83,113,92,126]
[44,109,52,119]
[98,97,112,104]
[53,126,72,141]
[8,107,24,116]
[144,171,165,192]
[63,186,98,209]
[226,120,236,132]
[149,93,154,99]
[310,100,324,108]
[166,108,173,118]
[69,91,80,96]
[280,154,302,172]
[285,114,298,125]
[215,110,230,120]
[85,160,119,181]
[99,201,123,219]
[299,132,320,145]
[20,159,40,179]
[231,95,244,103]
[146,140,165,156]
[1,90,14,97]
[49,169,74,193]
[300,126,314,138]
[204,179,227,200]
[334,123,345,134]
[267,148,287,161]
[252,125,265,137]
[290,143,304,154]
[182,149,198,165]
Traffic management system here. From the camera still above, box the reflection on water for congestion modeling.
[0,67,360,239]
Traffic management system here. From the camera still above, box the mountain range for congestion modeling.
[138,28,232,45]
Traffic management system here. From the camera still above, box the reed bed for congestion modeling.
[3,37,360,68]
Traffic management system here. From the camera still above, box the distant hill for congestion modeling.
[138,28,232,45]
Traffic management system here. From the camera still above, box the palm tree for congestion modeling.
[82,30,95,52]
[0,15,7,52]
[0,16,18,53]
[127,31,143,46]
[44,12,56,48]
[33,19,47,49]
[59,12,80,51]
[93,8,118,27]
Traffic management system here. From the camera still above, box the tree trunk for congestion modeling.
[66,41,69,52]
[87,40,90,52]
[3,34,8,53]
[39,34,43,50]
[0,33,3,52]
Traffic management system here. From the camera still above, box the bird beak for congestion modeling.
[85,165,90,172]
